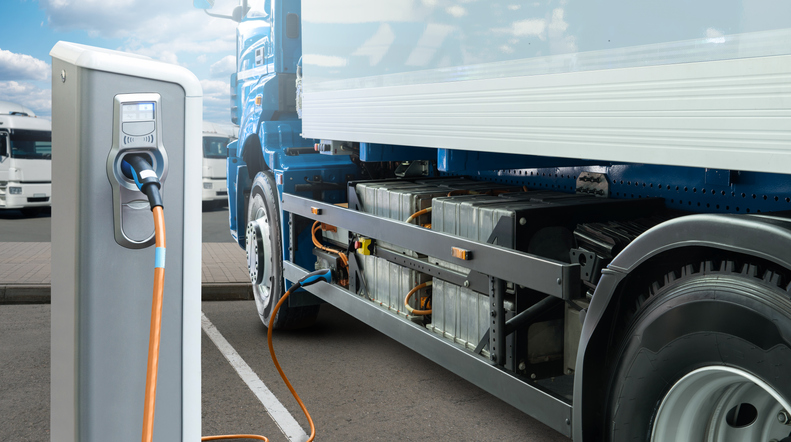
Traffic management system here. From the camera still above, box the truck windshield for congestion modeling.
[10,129,52,160]
[203,136,230,159]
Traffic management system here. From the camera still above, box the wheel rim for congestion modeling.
[246,206,273,317]
[652,366,791,442]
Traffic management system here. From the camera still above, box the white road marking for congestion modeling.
[201,312,309,442]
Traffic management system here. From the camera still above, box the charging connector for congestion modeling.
[121,154,163,210]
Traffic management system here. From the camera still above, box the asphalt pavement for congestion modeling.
[0,208,52,242]
[2,302,570,441]
[0,203,571,441]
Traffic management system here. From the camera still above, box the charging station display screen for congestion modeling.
[122,103,155,122]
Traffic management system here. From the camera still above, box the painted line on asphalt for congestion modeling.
[201,312,309,442]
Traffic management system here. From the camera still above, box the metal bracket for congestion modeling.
[489,277,506,366]
[575,172,609,197]
[282,193,580,299]
[348,252,370,299]
[394,160,430,178]
[375,247,489,294]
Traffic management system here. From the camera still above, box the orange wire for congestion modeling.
[202,435,268,441]
[268,285,316,442]
[404,282,432,316]
[140,208,285,442]
[312,221,348,285]
[446,189,469,197]
[406,207,431,223]
[141,206,166,442]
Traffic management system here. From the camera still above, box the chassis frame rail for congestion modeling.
[283,261,574,437]
[282,193,580,299]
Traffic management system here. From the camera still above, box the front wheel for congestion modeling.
[246,171,319,329]
[606,260,791,441]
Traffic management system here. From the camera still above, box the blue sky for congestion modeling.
[0,0,241,123]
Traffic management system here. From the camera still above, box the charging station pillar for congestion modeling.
[50,42,202,441]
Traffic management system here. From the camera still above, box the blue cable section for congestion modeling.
[155,247,166,269]
[299,269,332,287]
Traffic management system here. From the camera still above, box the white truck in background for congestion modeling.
[0,101,52,216]
[202,121,238,206]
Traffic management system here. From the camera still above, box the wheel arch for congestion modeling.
[572,213,791,441]
[241,132,267,180]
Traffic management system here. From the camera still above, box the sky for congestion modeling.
[0,0,241,123]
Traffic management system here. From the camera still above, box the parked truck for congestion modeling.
[197,1,791,440]
[201,121,238,206]
[0,101,52,215]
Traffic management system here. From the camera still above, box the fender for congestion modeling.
[572,213,791,441]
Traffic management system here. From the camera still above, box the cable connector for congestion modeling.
[121,154,163,210]
[294,269,333,289]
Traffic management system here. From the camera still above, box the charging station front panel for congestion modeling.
[51,42,201,442]
[107,93,170,248]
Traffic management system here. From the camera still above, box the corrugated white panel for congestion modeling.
[303,55,791,174]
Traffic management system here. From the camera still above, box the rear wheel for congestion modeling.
[606,260,791,441]
[246,170,319,329]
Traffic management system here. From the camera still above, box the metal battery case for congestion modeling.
[357,252,430,316]
[350,179,451,313]
[427,191,664,374]
[349,178,518,314]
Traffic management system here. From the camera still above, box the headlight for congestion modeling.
[8,187,22,194]
[203,182,213,189]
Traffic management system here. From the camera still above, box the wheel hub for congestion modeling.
[652,366,791,442]
[245,208,272,293]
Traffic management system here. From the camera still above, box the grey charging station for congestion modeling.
[50,42,202,441]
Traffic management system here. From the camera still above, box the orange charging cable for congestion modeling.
[141,206,315,442]
[141,206,166,442]
[201,283,315,442]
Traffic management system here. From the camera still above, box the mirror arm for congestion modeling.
[203,9,234,20]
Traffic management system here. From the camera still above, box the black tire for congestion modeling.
[246,170,319,329]
[606,260,791,441]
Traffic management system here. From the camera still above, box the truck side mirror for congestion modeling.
[231,5,246,22]
[193,0,215,9]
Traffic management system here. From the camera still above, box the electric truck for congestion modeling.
[0,100,52,215]
[197,1,791,440]
[201,121,238,205]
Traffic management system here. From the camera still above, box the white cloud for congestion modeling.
[210,55,236,77]
[446,6,467,18]
[302,54,348,67]
[39,0,238,121]
[548,8,569,33]
[507,4,521,11]
[201,79,229,95]
[509,19,547,38]
[547,8,576,54]
[0,49,50,81]
[200,79,231,123]
[40,0,237,56]
[0,81,52,117]
[303,0,430,23]
[706,28,726,44]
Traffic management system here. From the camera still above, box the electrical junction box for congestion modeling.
[49,41,202,442]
